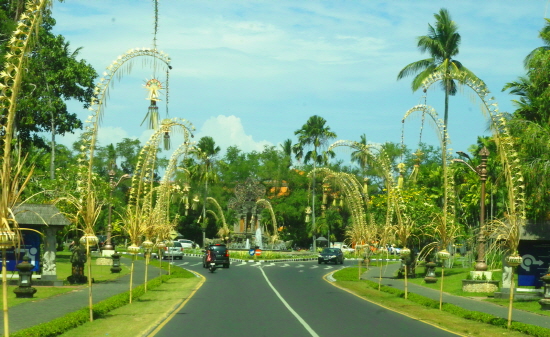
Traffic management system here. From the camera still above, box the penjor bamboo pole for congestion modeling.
[3,249,9,336]
[439,266,445,310]
[507,269,515,328]
[87,241,93,322]
[130,255,135,304]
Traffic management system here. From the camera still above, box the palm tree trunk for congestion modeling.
[312,160,316,252]
[50,113,55,180]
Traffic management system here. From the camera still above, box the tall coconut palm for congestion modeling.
[280,138,293,169]
[293,115,337,251]
[190,136,220,246]
[397,8,481,146]
[351,134,369,170]
[524,18,550,68]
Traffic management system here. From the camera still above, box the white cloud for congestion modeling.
[194,115,272,153]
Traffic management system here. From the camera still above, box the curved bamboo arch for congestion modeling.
[401,104,457,234]
[156,139,195,222]
[328,140,398,229]
[402,104,445,146]
[421,72,526,221]
[256,198,278,238]
[77,48,172,195]
[309,168,367,231]
[207,197,227,228]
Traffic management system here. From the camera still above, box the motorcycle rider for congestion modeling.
[206,247,217,267]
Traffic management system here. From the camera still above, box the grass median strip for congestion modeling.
[11,265,199,337]
[57,276,201,337]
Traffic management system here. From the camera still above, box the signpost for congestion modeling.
[518,241,550,287]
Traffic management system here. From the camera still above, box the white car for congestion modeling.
[177,239,195,249]
[162,241,184,260]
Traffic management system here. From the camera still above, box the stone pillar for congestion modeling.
[41,227,58,282]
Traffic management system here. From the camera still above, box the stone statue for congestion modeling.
[502,255,513,288]
[42,251,56,272]
[67,243,87,284]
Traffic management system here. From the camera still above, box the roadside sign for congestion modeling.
[248,249,255,256]
[170,231,178,240]
[518,240,550,287]
[255,249,262,256]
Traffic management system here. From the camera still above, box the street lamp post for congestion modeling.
[104,170,130,253]
[453,146,489,272]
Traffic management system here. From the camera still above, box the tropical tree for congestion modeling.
[0,6,96,173]
[397,8,482,147]
[503,20,550,221]
[293,115,337,251]
[524,18,550,68]
[280,138,293,169]
[190,136,221,245]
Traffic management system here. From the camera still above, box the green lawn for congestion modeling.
[0,250,130,308]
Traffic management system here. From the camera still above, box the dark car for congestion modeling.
[318,248,344,265]
[202,243,230,268]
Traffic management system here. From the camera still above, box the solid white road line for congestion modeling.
[259,267,320,337]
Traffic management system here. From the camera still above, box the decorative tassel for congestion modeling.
[398,174,404,189]
[163,131,170,150]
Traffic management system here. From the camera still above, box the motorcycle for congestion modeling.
[208,261,217,273]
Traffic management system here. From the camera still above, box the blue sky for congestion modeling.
[51,0,545,163]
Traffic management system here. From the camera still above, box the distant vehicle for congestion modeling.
[318,248,344,265]
[202,244,230,268]
[162,241,184,260]
[177,239,195,249]
[331,242,354,253]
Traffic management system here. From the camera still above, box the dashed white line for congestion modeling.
[258,267,320,337]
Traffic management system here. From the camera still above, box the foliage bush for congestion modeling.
[332,267,550,337]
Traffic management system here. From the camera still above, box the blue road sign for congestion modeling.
[518,240,550,287]
[0,231,40,272]
[249,249,255,256]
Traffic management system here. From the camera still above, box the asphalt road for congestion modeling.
[151,257,461,337]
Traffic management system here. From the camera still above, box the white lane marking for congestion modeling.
[324,266,333,270]
[181,262,189,265]
[311,265,319,269]
[295,264,304,268]
[299,270,304,273]
[280,264,290,268]
[258,267,320,337]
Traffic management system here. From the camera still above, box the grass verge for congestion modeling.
[333,267,550,337]
[11,261,200,337]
